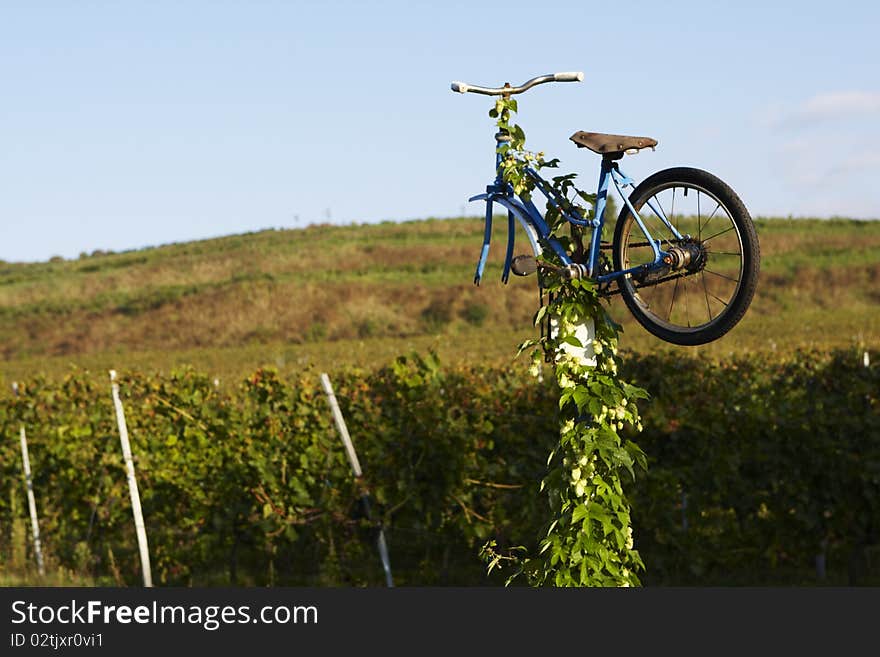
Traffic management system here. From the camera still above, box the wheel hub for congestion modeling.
[662,239,707,273]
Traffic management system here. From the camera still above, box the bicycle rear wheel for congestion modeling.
[611,167,760,346]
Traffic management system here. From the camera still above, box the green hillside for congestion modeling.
[1,216,878,383]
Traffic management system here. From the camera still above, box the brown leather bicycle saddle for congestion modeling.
[570,131,658,157]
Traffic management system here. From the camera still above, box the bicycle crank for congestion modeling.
[511,254,590,281]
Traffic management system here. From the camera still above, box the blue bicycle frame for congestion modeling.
[469,135,686,286]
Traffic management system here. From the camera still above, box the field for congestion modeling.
[1,215,879,587]
[1,215,878,385]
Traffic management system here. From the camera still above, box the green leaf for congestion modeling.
[559,389,574,410]
[533,305,548,326]
[571,504,589,524]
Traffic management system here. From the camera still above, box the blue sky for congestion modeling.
[2,0,878,262]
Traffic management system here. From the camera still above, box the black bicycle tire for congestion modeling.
[611,167,760,346]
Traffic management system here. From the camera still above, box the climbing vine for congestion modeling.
[482,96,649,586]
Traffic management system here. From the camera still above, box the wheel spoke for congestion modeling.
[701,202,722,233]
[668,275,680,321]
[700,272,713,321]
[645,196,675,249]
[709,251,742,256]
[703,225,735,242]
[704,269,740,284]
[671,187,677,233]
[683,272,691,327]
[697,191,702,240]
[707,290,730,307]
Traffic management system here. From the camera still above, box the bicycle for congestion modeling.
[450,72,760,346]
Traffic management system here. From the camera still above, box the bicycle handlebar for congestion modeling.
[450,72,584,96]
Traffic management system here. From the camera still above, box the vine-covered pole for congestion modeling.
[320,372,394,588]
[109,370,153,587]
[12,381,45,577]
[478,94,648,586]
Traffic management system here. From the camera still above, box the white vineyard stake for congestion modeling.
[110,370,153,587]
[320,372,394,587]
[320,373,363,477]
[12,382,45,576]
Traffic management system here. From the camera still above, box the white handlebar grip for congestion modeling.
[554,72,584,82]
[451,81,470,94]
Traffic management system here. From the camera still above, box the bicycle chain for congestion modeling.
[595,240,702,297]
[597,270,700,298]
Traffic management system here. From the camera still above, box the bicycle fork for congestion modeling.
[470,188,552,285]
[474,197,518,285]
